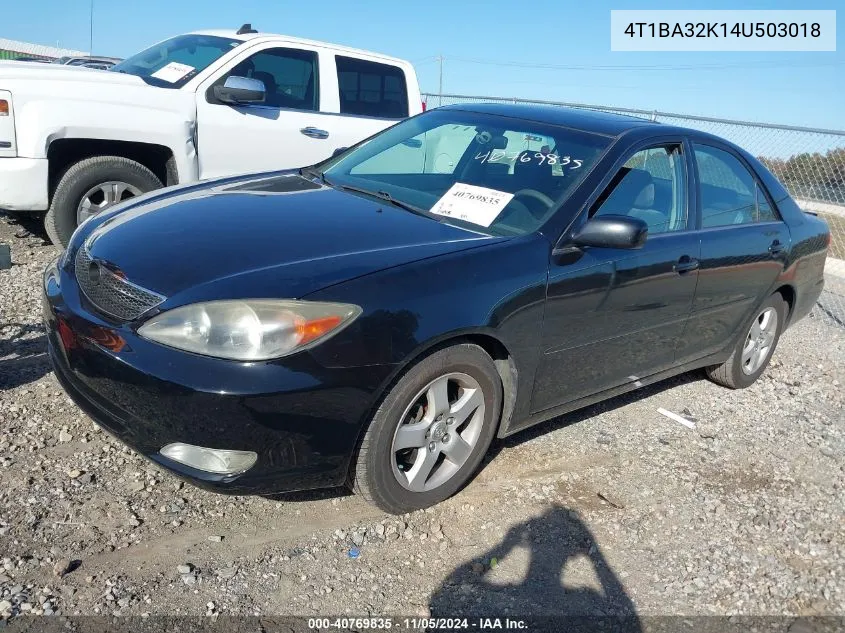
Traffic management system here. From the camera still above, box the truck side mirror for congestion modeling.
[214,76,266,105]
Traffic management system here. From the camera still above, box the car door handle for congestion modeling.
[768,240,785,256]
[300,127,329,139]
[674,256,700,274]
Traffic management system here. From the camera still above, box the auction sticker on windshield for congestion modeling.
[429,183,514,227]
[150,62,195,83]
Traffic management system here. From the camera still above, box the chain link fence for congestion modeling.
[423,93,845,330]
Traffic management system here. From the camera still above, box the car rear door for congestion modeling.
[675,142,791,365]
[531,139,700,413]
[195,44,339,179]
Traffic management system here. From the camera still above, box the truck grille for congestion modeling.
[74,247,165,321]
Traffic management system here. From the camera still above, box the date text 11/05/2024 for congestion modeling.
[307,617,529,630]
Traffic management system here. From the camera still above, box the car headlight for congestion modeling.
[137,299,361,361]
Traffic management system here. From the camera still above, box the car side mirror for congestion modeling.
[568,215,648,250]
[213,76,266,105]
[332,147,349,158]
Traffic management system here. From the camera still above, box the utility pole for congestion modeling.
[436,55,444,106]
[89,0,94,54]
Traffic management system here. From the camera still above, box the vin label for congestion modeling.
[611,10,836,52]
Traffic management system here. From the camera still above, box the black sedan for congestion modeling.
[43,104,830,513]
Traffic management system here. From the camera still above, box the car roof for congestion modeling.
[438,102,661,137]
[190,29,411,65]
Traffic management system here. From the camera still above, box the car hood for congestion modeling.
[0,60,147,87]
[79,173,505,305]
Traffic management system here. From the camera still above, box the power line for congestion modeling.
[442,55,844,72]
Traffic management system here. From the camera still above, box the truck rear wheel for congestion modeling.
[45,156,162,247]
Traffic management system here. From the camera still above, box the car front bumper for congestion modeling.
[0,157,48,211]
[43,259,396,495]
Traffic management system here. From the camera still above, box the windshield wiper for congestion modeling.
[336,184,435,219]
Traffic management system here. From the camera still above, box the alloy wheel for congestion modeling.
[77,181,143,225]
[741,307,778,375]
[390,372,485,493]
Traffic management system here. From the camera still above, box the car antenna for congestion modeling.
[237,23,258,35]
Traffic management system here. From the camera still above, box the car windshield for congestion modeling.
[110,34,241,88]
[322,109,611,236]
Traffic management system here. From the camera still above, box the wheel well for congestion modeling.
[47,139,176,199]
[774,284,796,323]
[460,334,518,437]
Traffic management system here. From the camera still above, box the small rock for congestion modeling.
[176,564,192,575]
[68,470,82,479]
[207,535,224,543]
[53,559,73,578]
[58,430,72,443]
[128,481,145,493]
[128,517,142,528]
[0,599,11,612]
[117,597,130,608]
[217,567,237,579]
[182,575,197,586]
[78,472,94,485]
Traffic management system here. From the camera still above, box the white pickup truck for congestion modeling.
[0,25,422,245]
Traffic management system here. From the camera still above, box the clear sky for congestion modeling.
[3,0,843,128]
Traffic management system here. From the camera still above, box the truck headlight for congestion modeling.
[137,299,361,361]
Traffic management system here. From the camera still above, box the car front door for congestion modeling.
[195,45,336,179]
[531,141,700,413]
[675,142,791,365]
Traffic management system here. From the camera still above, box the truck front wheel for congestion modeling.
[45,156,163,247]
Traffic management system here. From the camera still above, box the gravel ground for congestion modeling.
[0,211,843,621]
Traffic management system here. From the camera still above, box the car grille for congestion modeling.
[74,246,165,321]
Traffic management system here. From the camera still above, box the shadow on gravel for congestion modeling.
[0,211,51,245]
[0,323,50,390]
[429,504,641,631]
[493,370,705,455]
[262,486,352,504]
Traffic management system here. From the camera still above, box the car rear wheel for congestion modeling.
[45,156,162,247]
[705,293,787,389]
[349,343,502,514]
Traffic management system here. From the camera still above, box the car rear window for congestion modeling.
[336,56,409,119]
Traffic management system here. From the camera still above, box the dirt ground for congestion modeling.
[0,212,843,623]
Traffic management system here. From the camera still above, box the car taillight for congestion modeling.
[0,100,8,116]
[421,100,427,112]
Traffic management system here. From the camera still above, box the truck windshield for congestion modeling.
[322,109,611,236]
[111,34,241,88]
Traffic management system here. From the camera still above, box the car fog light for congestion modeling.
[160,443,257,475]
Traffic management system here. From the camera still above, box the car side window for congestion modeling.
[220,48,318,111]
[693,144,778,227]
[756,183,778,222]
[336,56,409,119]
[590,145,687,235]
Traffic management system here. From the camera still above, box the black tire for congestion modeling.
[350,343,503,514]
[706,293,787,389]
[45,156,162,247]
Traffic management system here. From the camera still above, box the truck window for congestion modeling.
[222,48,319,111]
[335,56,409,119]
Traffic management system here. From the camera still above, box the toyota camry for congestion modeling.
[43,104,829,513]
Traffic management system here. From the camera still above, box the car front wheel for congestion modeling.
[350,343,503,514]
[706,293,787,389]
[45,156,162,247]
